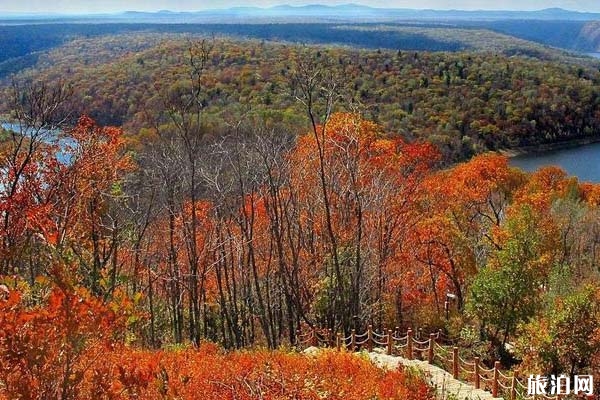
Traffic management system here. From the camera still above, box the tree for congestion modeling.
[0,79,72,276]
[467,205,548,348]
[56,115,132,296]
[142,39,213,345]
[289,49,349,332]
[516,285,600,378]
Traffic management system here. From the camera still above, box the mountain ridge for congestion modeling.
[4,4,600,21]
[118,5,600,20]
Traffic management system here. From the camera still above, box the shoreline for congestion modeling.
[497,135,600,158]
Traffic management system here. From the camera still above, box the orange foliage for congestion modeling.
[6,110,600,390]
[0,115,132,272]
[0,280,433,400]
[397,153,524,322]
[513,166,570,212]
[78,346,433,400]
[580,182,600,206]
[54,115,133,247]
[0,283,127,399]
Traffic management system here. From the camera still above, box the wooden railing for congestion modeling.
[297,326,569,400]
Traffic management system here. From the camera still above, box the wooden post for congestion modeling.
[296,329,301,347]
[452,346,459,379]
[336,332,342,351]
[474,357,480,389]
[428,333,435,363]
[387,329,393,355]
[510,370,517,400]
[351,329,356,351]
[492,361,500,397]
[311,328,318,347]
[418,327,423,340]
[367,325,373,352]
[327,329,333,347]
[407,329,413,360]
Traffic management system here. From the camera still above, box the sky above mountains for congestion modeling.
[2,1,600,14]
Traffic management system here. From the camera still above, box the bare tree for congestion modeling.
[141,38,214,345]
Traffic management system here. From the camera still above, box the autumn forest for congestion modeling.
[1,19,600,400]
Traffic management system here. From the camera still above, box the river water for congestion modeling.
[510,142,600,183]
[511,53,600,182]
[1,121,73,164]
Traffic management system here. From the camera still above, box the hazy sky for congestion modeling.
[2,0,600,14]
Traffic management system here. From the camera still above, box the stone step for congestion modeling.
[368,352,503,400]
[303,346,504,400]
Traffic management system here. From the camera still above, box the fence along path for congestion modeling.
[297,326,562,400]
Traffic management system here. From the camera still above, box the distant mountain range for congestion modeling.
[1,3,599,59]
[3,4,600,22]
[119,5,600,22]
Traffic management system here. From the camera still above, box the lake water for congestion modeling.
[511,53,600,182]
[510,142,600,183]
[1,122,55,137]
[1,121,73,164]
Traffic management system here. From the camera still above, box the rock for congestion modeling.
[0,284,9,300]
[303,346,320,356]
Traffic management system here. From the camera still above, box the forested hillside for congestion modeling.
[7,35,600,161]
[1,32,600,399]
[1,20,597,78]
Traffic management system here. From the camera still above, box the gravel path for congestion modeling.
[368,350,502,400]
[303,346,503,399]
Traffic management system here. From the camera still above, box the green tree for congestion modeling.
[467,206,546,348]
